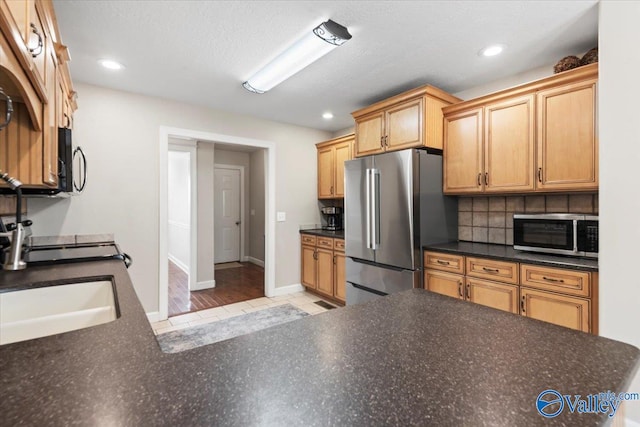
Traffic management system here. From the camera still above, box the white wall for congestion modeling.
[599,1,640,423]
[214,148,251,257]
[26,83,330,313]
[196,143,215,286]
[249,149,266,262]
[453,64,554,100]
[167,150,190,272]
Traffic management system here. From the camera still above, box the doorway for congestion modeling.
[158,126,276,322]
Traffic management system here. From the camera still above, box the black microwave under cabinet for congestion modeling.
[513,213,598,258]
[1,128,87,197]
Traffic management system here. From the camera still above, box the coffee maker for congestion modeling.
[321,206,343,231]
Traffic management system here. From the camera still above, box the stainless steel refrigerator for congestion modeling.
[344,148,457,305]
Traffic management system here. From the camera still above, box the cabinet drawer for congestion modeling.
[334,239,345,252]
[301,234,316,246]
[466,277,519,314]
[466,257,518,284]
[520,264,591,297]
[317,237,334,249]
[424,251,464,274]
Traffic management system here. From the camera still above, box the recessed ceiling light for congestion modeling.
[98,59,125,70]
[322,112,334,120]
[479,44,506,57]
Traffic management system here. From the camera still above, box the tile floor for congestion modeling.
[150,291,337,335]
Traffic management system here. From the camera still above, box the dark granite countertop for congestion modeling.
[1,264,637,425]
[425,241,599,271]
[300,228,345,239]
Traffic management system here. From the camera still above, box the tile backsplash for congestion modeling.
[458,194,598,245]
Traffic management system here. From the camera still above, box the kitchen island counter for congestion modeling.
[0,262,637,426]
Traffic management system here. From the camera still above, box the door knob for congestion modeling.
[235,221,241,225]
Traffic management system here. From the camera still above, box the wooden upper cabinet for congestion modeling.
[317,146,334,199]
[442,63,598,195]
[484,95,535,192]
[316,134,354,199]
[353,85,461,157]
[443,108,483,194]
[385,97,423,151]
[536,78,598,191]
[3,0,32,43]
[355,112,384,156]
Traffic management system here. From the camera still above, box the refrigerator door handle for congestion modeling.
[365,168,372,249]
[371,169,380,249]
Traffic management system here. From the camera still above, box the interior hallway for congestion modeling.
[168,261,265,317]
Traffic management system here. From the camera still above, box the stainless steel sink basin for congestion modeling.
[0,280,118,345]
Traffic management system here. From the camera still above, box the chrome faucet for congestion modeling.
[0,171,31,271]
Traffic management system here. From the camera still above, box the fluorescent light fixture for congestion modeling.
[243,19,352,94]
[99,59,125,70]
[479,44,506,57]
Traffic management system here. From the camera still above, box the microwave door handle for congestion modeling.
[573,219,578,252]
[73,146,87,192]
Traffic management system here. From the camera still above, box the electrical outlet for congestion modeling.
[276,212,286,222]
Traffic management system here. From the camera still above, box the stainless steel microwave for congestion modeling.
[513,213,598,258]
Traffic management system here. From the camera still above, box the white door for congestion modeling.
[214,168,241,263]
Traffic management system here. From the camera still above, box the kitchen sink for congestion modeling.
[0,280,118,345]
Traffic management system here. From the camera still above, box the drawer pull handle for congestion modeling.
[482,267,499,273]
[436,260,450,265]
[542,276,564,283]
[29,23,44,57]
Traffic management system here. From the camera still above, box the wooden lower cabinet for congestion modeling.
[316,248,334,297]
[520,287,590,333]
[466,277,519,314]
[424,270,463,299]
[301,244,317,289]
[424,251,597,334]
[334,252,346,301]
[300,234,345,304]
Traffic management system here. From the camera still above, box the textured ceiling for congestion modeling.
[53,0,599,132]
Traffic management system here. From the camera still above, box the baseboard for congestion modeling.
[270,283,304,297]
[192,279,215,291]
[168,254,189,274]
[146,311,162,323]
[245,256,265,268]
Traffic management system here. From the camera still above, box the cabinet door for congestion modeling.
[355,112,384,157]
[443,108,484,194]
[484,95,535,192]
[316,248,334,297]
[521,287,590,333]
[385,97,423,151]
[536,79,598,190]
[333,139,352,198]
[3,0,32,43]
[424,270,463,300]
[41,36,57,187]
[466,277,519,314]
[301,245,317,289]
[317,146,334,199]
[334,252,346,302]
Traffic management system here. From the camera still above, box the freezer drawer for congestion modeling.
[346,282,385,305]
[346,257,419,306]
